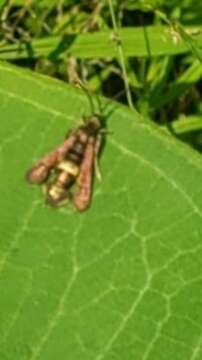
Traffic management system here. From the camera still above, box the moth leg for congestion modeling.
[94,158,101,182]
[94,133,102,181]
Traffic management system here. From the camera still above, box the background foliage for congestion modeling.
[0,0,202,144]
[0,1,202,359]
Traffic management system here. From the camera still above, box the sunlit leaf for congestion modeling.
[0,61,202,360]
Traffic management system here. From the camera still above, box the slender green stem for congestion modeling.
[107,0,135,111]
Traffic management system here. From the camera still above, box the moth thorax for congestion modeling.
[77,129,89,144]
[86,117,101,135]
[57,160,79,176]
[73,141,86,156]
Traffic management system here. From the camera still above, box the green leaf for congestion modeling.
[1,61,202,360]
[148,59,202,110]
[170,115,202,134]
[0,25,202,60]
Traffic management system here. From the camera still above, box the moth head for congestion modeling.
[83,114,102,136]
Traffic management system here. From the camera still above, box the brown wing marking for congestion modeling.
[73,137,95,212]
[25,132,77,184]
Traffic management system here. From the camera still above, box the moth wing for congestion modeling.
[57,130,77,159]
[25,150,58,184]
[73,137,95,212]
[26,132,77,184]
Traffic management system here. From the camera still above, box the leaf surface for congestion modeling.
[0,61,202,360]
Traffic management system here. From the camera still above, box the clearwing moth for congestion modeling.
[26,115,103,212]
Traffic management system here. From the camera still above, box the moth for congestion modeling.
[26,115,103,212]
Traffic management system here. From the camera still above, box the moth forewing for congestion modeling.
[26,151,58,184]
[25,131,77,185]
[73,136,98,212]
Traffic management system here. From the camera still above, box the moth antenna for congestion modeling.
[75,79,96,115]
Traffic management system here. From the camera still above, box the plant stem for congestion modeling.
[107,0,135,111]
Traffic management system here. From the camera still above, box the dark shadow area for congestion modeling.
[0,33,78,62]
[48,34,78,61]
[121,9,154,27]
[142,25,152,59]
